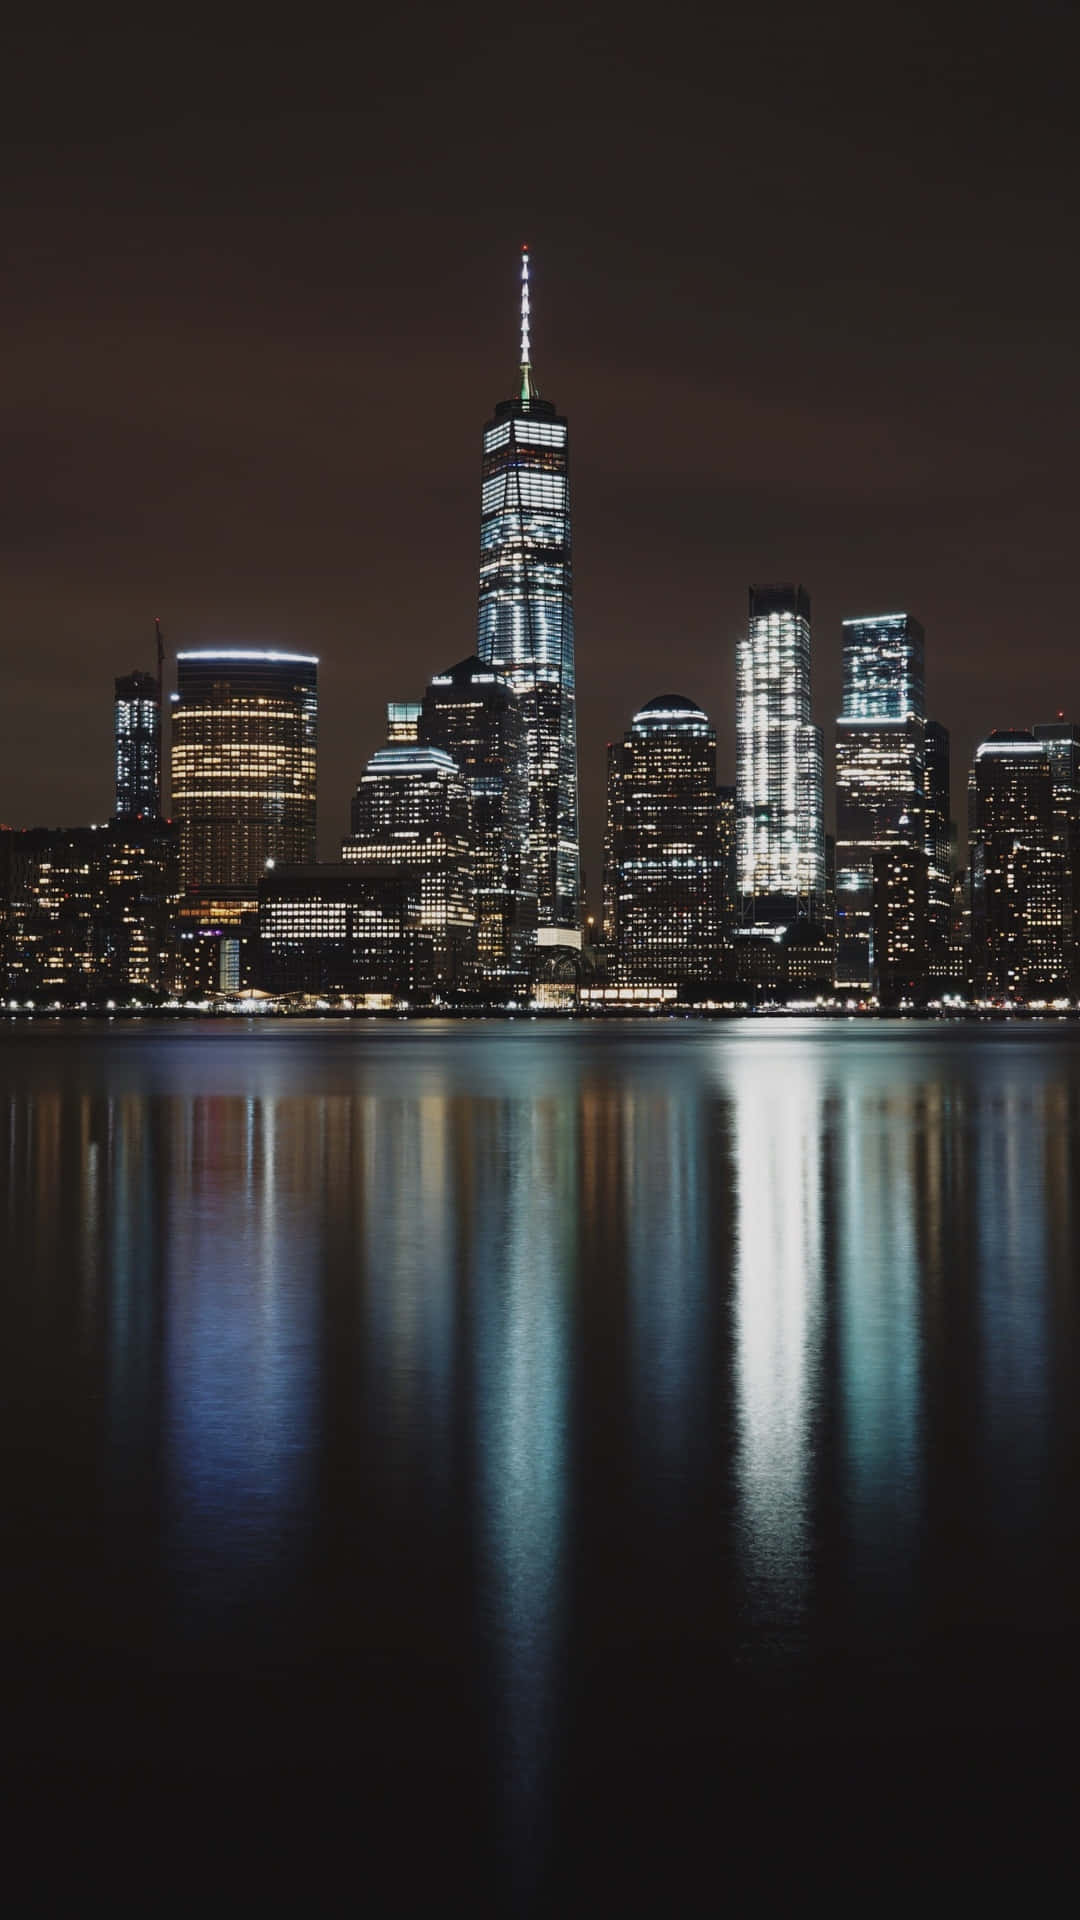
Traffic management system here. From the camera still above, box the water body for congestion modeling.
[3,1021,1078,1906]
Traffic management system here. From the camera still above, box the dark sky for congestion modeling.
[3,4,1079,891]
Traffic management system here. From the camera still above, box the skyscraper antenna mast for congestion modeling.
[519,244,534,406]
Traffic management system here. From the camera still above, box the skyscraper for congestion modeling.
[476,247,579,934]
[736,585,825,926]
[1034,721,1080,991]
[923,718,953,983]
[604,695,731,990]
[114,670,161,819]
[170,651,318,892]
[969,731,1066,999]
[834,612,926,1000]
[343,743,474,995]
[418,655,536,989]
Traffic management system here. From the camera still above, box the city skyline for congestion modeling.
[4,15,1080,892]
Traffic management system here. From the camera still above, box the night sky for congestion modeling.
[3,6,1078,893]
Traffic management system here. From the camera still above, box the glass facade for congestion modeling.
[834,611,928,999]
[170,651,318,894]
[476,249,579,932]
[419,655,536,989]
[736,584,825,925]
[970,732,1067,999]
[343,744,474,995]
[114,670,161,819]
[841,613,925,722]
[605,696,731,989]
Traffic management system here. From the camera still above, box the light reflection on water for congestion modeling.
[3,1020,1080,1887]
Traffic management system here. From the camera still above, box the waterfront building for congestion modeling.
[604,695,730,990]
[1034,721,1080,992]
[257,863,420,1000]
[923,719,953,987]
[418,655,536,990]
[1,819,180,1001]
[114,670,161,819]
[969,731,1067,999]
[170,651,318,892]
[834,612,927,1002]
[476,247,579,934]
[343,743,474,996]
[736,584,825,929]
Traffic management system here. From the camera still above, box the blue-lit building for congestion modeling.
[115,670,161,819]
[476,247,579,934]
[735,584,826,928]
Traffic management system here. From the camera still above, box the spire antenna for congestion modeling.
[519,244,535,406]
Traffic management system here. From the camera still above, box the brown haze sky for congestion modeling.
[3,4,1079,895]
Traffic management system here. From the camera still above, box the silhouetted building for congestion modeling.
[923,719,953,987]
[834,611,927,1003]
[343,743,474,996]
[419,655,536,990]
[969,732,1067,999]
[114,670,161,819]
[736,584,825,929]
[476,247,579,932]
[604,695,731,989]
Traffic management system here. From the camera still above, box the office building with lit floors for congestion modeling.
[923,718,954,989]
[1034,720,1080,992]
[834,612,928,1004]
[343,743,474,999]
[1,818,180,1002]
[170,650,318,989]
[476,247,579,941]
[114,670,162,819]
[604,695,731,995]
[257,864,422,1001]
[969,731,1067,1001]
[418,655,536,991]
[734,585,828,990]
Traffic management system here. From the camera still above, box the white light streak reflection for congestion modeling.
[731,1044,823,1646]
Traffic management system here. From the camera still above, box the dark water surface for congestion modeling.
[3,1020,1079,1905]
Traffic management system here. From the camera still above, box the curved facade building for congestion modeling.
[171,650,318,892]
[476,248,579,932]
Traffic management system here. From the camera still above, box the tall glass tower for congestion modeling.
[476,247,579,933]
[114,669,161,819]
[834,612,926,995]
[736,584,825,925]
